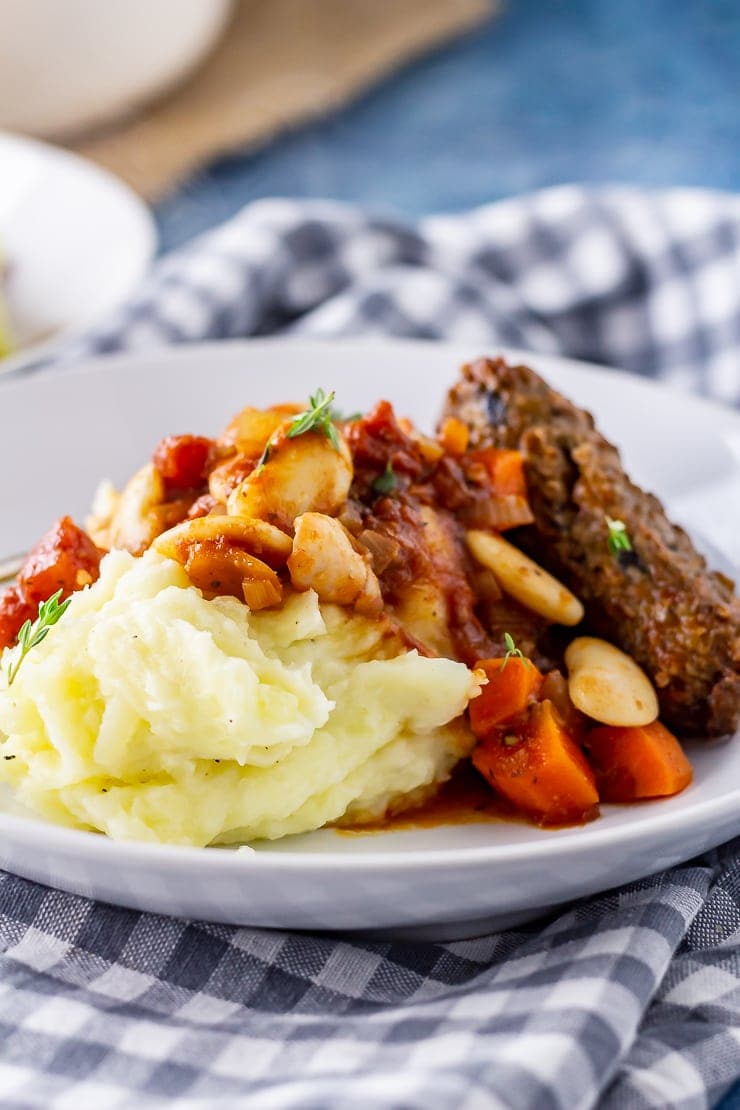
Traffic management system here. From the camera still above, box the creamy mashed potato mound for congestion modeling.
[0,551,479,845]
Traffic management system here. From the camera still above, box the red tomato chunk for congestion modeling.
[20,516,102,607]
[152,434,213,494]
[0,517,101,650]
[0,585,35,652]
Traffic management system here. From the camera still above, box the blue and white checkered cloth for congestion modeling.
[3,186,740,1108]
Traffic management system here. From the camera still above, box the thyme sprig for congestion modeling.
[500,631,531,671]
[371,462,397,496]
[257,388,340,472]
[5,590,71,686]
[606,516,632,558]
[286,388,340,448]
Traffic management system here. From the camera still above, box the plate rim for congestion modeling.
[0,769,737,872]
[0,336,738,873]
[2,335,740,431]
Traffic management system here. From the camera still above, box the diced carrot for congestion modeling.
[469,656,543,736]
[439,417,470,457]
[586,722,693,802]
[471,448,528,498]
[539,669,587,742]
[473,699,599,825]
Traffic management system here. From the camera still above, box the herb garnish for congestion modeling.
[372,462,397,496]
[257,388,340,473]
[255,439,272,473]
[500,631,531,671]
[606,516,632,558]
[5,590,71,686]
[286,388,340,449]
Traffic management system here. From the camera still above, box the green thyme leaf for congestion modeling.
[326,421,341,452]
[500,631,531,671]
[606,516,632,558]
[257,388,341,472]
[285,388,338,445]
[255,439,272,474]
[5,589,71,686]
[372,462,397,496]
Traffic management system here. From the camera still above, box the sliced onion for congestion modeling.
[485,495,535,531]
[357,529,400,574]
[242,576,282,610]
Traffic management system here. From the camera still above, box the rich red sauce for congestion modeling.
[338,763,598,835]
[337,765,518,834]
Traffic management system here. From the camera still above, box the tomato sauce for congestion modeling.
[338,765,518,834]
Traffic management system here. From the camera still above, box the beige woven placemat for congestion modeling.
[69,0,494,201]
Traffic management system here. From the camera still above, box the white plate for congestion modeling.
[0,132,155,371]
[0,338,738,940]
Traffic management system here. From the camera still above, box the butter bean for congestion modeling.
[466,530,584,625]
[565,636,659,727]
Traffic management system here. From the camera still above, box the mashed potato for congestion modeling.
[0,551,479,846]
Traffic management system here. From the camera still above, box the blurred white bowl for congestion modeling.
[0,131,156,371]
[0,0,232,139]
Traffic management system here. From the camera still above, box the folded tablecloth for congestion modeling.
[2,186,739,1109]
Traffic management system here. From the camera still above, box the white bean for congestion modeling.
[288,513,382,616]
[565,636,659,727]
[227,431,352,532]
[466,529,584,625]
[154,515,292,568]
[108,463,166,555]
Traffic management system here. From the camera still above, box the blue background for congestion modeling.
[156,0,740,252]
[153,6,740,1101]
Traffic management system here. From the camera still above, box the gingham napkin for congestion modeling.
[2,186,740,1108]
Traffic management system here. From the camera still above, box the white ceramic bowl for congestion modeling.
[0,0,232,139]
[0,132,156,368]
[0,338,738,940]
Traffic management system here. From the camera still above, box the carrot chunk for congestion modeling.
[539,669,587,742]
[471,448,528,498]
[467,448,533,530]
[586,722,693,802]
[473,699,599,825]
[439,417,470,457]
[470,656,543,736]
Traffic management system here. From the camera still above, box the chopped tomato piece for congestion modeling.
[586,722,693,802]
[0,518,100,651]
[469,656,543,736]
[0,585,35,651]
[346,401,425,481]
[473,700,599,825]
[20,517,101,607]
[152,434,213,493]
